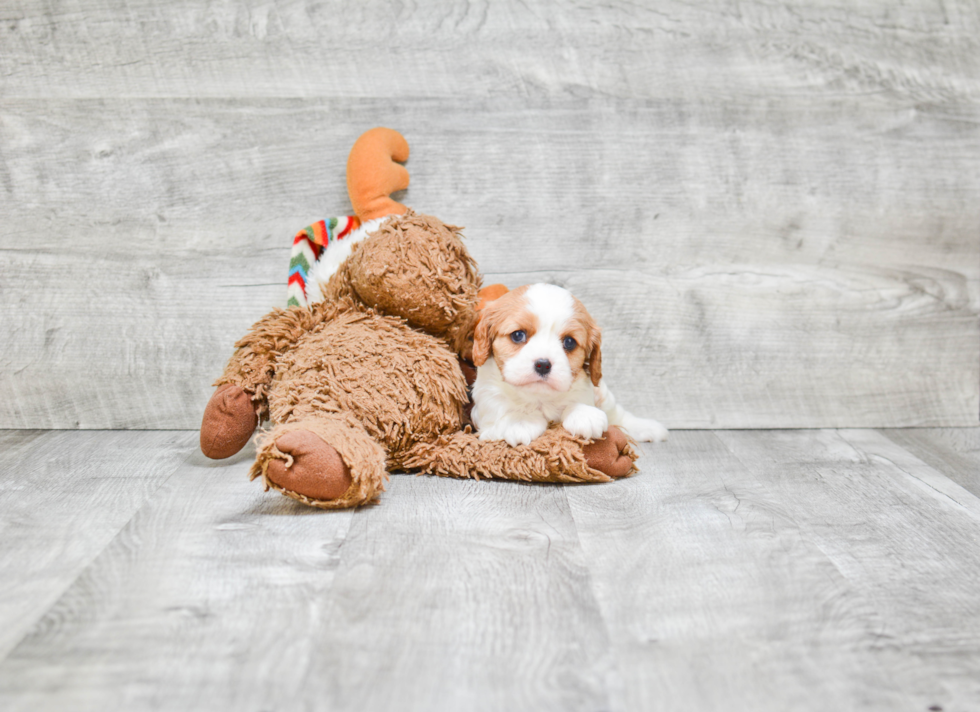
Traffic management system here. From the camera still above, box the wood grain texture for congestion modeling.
[1,1,977,100]
[878,427,980,498]
[0,437,356,712]
[566,429,980,711]
[1,0,978,428]
[715,429,980,710]
[0,430,195,659]
[3,428,980,710]
[568,432,912,711]
[0,445,609,711]
[290,476,612,712]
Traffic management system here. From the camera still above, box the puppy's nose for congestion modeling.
[534,359,552,376]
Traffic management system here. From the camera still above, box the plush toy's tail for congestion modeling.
[346,127,410,222]
[287,216,360,307]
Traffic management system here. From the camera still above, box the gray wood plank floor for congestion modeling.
[1,428,979,711]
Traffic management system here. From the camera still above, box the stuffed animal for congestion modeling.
[199,128,637,509]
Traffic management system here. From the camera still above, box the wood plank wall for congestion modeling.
[1,0,977,429]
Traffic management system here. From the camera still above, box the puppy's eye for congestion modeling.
[563,336,577,351]
[510,330,526,344]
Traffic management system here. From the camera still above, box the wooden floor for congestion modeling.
[0,428,978,711]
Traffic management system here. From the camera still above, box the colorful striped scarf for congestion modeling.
[287,216,360,307]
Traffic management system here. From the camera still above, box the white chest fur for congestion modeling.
[471,357,600,445]
[471,357,669,446]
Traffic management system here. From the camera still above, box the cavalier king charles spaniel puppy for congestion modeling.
[470,283,668,446]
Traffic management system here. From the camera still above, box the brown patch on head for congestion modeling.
[477,283,509,311]
[472,285,534,367]
[570,296,602,386]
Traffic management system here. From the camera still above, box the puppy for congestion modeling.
[470,283,668,446]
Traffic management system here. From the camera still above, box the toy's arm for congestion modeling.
[214,285,361,403]
[398,426,637,483]
[213,306,322,417]
[202,304,337,460]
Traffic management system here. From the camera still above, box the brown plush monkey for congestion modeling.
[199,128,636,508]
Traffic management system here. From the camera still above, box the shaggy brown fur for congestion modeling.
[202,211,637,508]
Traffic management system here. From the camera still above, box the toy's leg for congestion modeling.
[200,384,258,459]
[399,425,637,484]
[251,416,388,509]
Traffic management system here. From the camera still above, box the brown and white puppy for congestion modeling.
[471,283,668,446]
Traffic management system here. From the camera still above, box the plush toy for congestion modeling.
[199,128,637,509]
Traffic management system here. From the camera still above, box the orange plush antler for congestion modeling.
[346,127,410,222]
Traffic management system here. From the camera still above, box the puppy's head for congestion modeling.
[473,284,602,391]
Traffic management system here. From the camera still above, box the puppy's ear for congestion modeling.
[586,325,603,386]
[473,286,522,366]
[472,309,497,367]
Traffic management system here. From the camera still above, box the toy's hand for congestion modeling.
[200,384,257,459]
[582,426,634,478]
[458,356,478,388]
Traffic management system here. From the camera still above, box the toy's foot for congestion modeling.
[583,426,634,478]
[200,384,258,459]
[266,429,353,501]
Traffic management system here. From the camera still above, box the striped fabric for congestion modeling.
[287,216,360,307]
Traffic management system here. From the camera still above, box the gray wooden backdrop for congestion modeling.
[1,0,977,430]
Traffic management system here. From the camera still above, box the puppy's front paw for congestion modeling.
[480,418,548,447]
[621,414,669,442]
[562,405,609,441]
